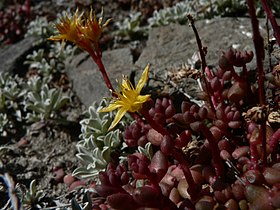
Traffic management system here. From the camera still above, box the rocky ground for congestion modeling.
[0,0,279,209]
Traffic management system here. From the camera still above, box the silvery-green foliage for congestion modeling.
[49,42,75,62]
[23,75,47,94]
[24,43,75,79]
[148,1,197,27]
[71,192,92,210]
[138,142,153,160]
[25,16,55,45]
[22,180,44,209]
[213,0,247,17]
[0,113,10,137]
[24,49,54,79]
[115,12,147,39]
[73,100,125,179]
[0,72,25,118]
[24,84,70,122]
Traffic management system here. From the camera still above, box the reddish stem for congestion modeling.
[187,15,215,112]
[87,48,115,93]
[249,139,259,168]
[247,0,266,106]
[261,0,280,46]
[171,148,199,201]
[247,0,267,166]
[140,105,199,201]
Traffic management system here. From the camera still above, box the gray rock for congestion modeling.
[65,48,133,107]
[135,17,272,74]
[0,37,35,73]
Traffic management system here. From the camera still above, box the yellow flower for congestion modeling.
[83,8,112,44]
[48,9,86,46]
[100,64,151,130]
[48,8,111,50]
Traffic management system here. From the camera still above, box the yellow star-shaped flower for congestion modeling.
[83,8,112,44]
[48,8,111,51]
[48,10,86,45]
[100,64,151,130]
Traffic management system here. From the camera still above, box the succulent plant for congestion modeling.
[115,12,147,40]
[71,192,92,210]
[24,84,70,123]
[148,1,197,27]
[36,1,280,209]
[25,16,55,46]
[24,42,75,79]
[22,180,44,209]
[0,72,26,121]
[73,100,129,179]
[0,113,10,137]
[0,0,31,45]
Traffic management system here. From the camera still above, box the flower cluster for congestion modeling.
[49,8,111,56]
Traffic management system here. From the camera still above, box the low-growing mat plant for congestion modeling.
[1,0,280,209]
[47,1,280,209]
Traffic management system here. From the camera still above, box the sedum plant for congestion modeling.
[50,2,280,209]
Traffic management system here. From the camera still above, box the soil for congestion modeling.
[0,0,186,209]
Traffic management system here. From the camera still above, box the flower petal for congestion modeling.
[99,102,120,112]
[108,108,127,130]
[136,64,150,94]
[135,94,151,104]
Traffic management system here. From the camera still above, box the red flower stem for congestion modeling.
[247,0,267,166]
[261,0,280,46]
[87,48,115,94]
[187,14,215,112]
[247,0,266,106]
[199,123,224,177]
[250,147,259,168]
[171,148,199,201]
